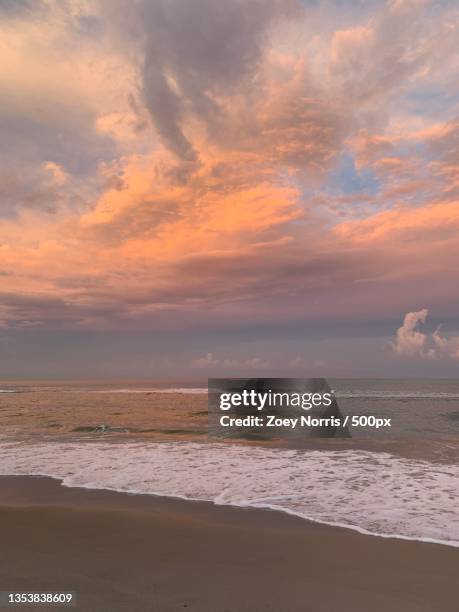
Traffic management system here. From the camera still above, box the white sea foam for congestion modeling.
[0,440,457,547]
[337,391,459,399]
[89,388,207,394]
[84,388,459,400]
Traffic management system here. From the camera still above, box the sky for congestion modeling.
[1,0,459,378]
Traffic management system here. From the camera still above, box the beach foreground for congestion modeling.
[0,477,456,612]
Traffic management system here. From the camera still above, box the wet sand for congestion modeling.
[0,476,457,612]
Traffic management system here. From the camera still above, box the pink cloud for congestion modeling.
[391,309,459,360]
[1,0,459,337]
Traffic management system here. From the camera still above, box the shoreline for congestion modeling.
[1,473,457,549]
[0,476,457,612]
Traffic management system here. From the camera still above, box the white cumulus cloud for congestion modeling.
[391,309,459,360]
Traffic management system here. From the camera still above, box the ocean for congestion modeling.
[0,379,457,547]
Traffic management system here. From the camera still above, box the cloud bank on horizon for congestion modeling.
[1,0,459,375]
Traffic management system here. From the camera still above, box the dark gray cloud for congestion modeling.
[0,162,90,218]
[136,0,296,159]
[0,0,43,17]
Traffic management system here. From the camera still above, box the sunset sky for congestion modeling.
[1,0,459,378]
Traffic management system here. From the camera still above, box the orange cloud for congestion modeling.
[335,199,459,243]
[1,0,459,336]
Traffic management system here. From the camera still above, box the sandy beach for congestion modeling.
[0,476,457,612]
